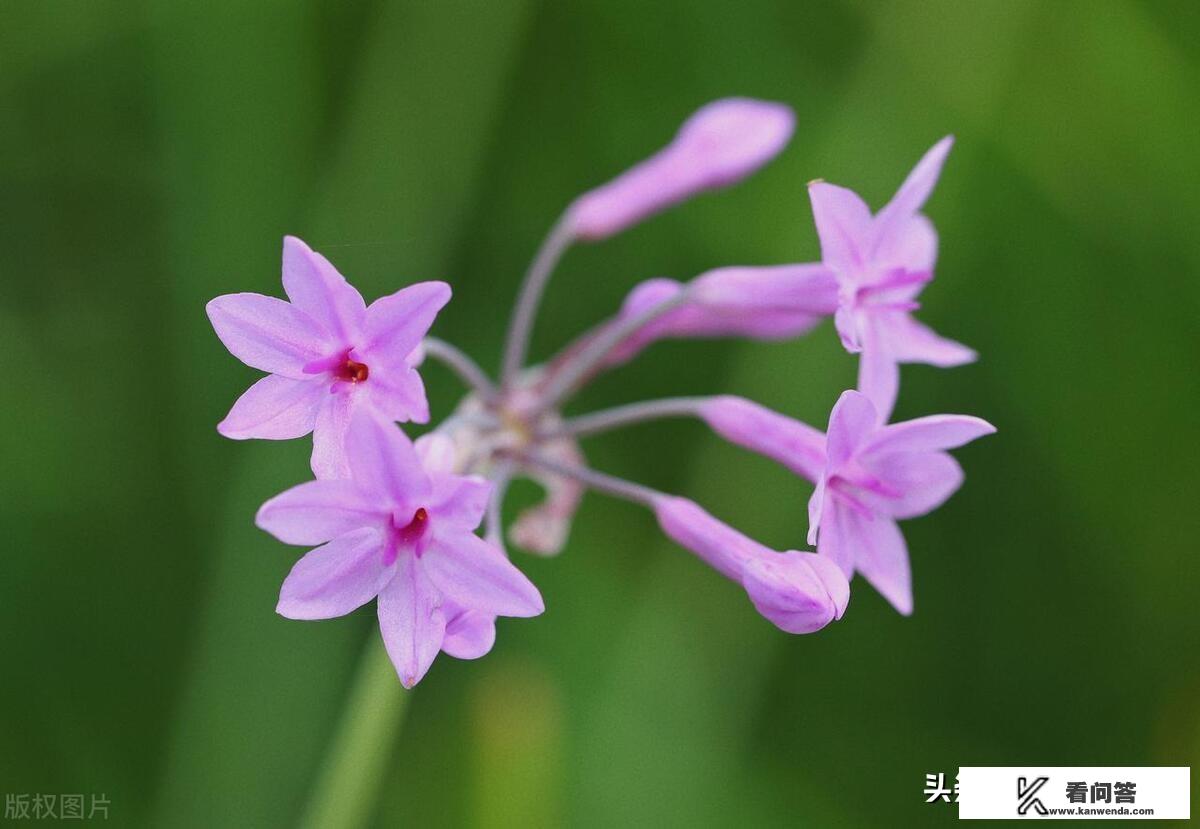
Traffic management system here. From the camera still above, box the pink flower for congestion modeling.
[207,236,450,478]
[652,495,848,634]
[808,137,976,420]
[256,412,543,687]
[806,390,994,615]
[569,98,795,240]
[593,264,838,368]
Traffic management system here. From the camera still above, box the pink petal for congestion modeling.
[569,98,794,240]
[361,282,451,365]
[366,364,430,424]
[206,293,331,377]
[815,498,856,578]
[834,305,864,353]
[885,316,977,368]
[871,135,953,254]
[856,333,900,425]
[256,479,383,545]
[741,550,849,633]
[377,554,446,688]
[825,389,879,469]
[865,451,964,520]
[843,510,913,615]
[311,389,358,480]
[699,396,826,483]
[807,182,872,273]
[427,475,492,531]
[218,375,324,440]
[281,236,366,344]
[276,527,389,620]
[863,414,995,459]
[421,530,543,618]
[343,410,431,508]
[414,433,458,474]
[874,214,938,275]
[806,475,826,547]
[441,605,497,660]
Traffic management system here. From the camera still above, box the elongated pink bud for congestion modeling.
[652,495,847,634]
[740,552,848,634]
[600,264,837,368]
[568,98,795,240]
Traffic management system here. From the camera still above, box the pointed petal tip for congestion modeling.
[275,599,313,621]
[923,135,955,165]
[216,420,261,441]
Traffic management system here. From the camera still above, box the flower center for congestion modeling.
[336,358,369,383]
[397,506,429,543]
[383,507,431,565]
[852,268,931,312]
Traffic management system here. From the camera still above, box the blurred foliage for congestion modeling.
[1,0,1198,826]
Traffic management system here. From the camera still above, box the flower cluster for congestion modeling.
[208,98,993,687]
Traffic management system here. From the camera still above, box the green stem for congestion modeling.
[299,635,409,829]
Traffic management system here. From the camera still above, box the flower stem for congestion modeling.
[500,214,575,390]
[485,460,515,546]
[299,635,409,829]
[532,290,690,415]
[545,396,711,438]
[513,451,663,507]
[422,337,498,403]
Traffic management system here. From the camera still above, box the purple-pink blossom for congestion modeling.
[207,236,450,478]
[207,101,993,689]
[809,137,976,421]
[806,391,993,614]
[256,412,543,687]
[690,391,992,613]
[568,98,795,240]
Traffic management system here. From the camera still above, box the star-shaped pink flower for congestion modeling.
[256,412,544,687]
[806,390,994,615]
[207,236,450,478]
[808,137,976,420]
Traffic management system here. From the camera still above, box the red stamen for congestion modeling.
[337,359,369,383]
[397,507,430,545]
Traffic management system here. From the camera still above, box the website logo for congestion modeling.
[1016,776,1049,816]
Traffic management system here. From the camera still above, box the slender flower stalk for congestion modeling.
[484,459,516,546]
[531,290,691,415]
[512,450,663,507]
[547,396,711,438]
[421,336,497,401]
[298,636,408,829]
[500,215,575,390]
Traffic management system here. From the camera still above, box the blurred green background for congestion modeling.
[2,0,1198,826]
